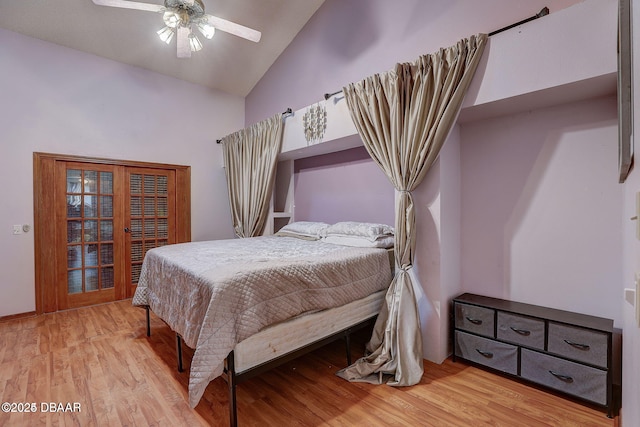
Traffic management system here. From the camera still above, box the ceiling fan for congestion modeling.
[91,0,262,58]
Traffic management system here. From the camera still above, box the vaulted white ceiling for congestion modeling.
[0,0,325,96]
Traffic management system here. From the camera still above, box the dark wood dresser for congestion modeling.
[452,293,620,417]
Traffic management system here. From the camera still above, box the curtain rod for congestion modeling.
[322,7,549,100]
[216,108,293,144]
[324,91,342,100]
[488,7,549,36]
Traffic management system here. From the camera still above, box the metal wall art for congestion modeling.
[302,103,327,144]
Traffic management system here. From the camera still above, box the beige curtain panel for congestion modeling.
[221,113,284,238]
[337,34,487,386]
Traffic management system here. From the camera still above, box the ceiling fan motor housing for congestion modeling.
[164,0,205,22]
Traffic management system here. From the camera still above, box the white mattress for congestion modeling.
[234,290,386,373]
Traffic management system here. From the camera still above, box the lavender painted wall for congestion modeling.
[622,144,640,427]
[0,29,243,317]
[246,0,581,124]
[245,0,623,366]
[293,145,394,225]
[246,0,585,264]
[411,126,464,362]
[460,96,622,324]
[622,1,640,424]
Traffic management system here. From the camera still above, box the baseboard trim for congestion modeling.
[0,311,37,322]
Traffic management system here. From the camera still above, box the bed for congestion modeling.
[132,222,394,426]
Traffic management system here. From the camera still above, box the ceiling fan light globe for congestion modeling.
[163,10,180,28]
[188,33,203,52]
[157,26,175,44]
[197,21,215,39]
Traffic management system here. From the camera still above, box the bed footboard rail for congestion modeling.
[222,317,376,427]
[145,305,376,427]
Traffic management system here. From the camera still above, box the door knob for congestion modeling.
[124,227,131,233]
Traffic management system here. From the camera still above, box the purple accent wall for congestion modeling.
[293,145,394,225]
[624,2,640,424]
[460,96,622,321]
[244,0,610,366]
[246,0,581,231]
[246,0,581,125]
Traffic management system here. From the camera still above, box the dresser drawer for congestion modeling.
[547,323,609,368]
[454,303,494,337]
[521,349,607,405]
[454,331,517,375]
[497,312,545,350]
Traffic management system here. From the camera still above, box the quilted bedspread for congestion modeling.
[132,235,392,407]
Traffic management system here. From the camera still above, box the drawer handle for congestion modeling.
[510,326,531,336]
[475,349,493,358]
[466,317,483,325]
[549,370,574,383]
[563,339,590,351]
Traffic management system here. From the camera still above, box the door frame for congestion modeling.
[33,152,191,314]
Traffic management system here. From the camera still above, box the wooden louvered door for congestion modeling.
[35,153,190,314]
[124,168,176,298]
[54,162,177,310]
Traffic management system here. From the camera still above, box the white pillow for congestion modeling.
[323,234,395,249]
[324,221,394,242]
[275,221,330,240]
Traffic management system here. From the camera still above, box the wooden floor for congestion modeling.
[0,300,618,427]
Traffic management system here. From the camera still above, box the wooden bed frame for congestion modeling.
[144,305,377,427]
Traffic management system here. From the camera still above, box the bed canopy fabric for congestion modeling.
[221,113,284,238]
[336,33,487,385]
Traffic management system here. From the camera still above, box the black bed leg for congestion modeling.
[176,334,184,372]
[345,332,352,365]
[227,352,238,427]
[145,305,151,337]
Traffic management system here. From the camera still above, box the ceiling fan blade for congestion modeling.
[204,14,261,43]
[91,0,164,13]
[176,26,191,58]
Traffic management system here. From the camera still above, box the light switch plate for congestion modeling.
[625,288,636,306]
